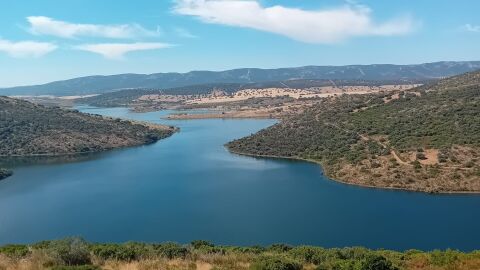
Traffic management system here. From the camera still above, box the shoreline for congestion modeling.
[163,111,275,120]
[0,115,179,158]
[226,148,480,195]
[0,169,13,181]
[0,129,179,158]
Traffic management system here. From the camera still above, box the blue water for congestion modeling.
[0,106,479,251]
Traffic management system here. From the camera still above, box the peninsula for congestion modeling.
[227,71,480,193]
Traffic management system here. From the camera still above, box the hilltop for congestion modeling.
[1,61,479,96]
[227,71,480,193]
[0,96,176,157]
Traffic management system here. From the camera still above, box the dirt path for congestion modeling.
[323,121,474,170]
[390,150,410,165]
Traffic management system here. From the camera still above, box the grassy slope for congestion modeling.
[0,96,176,157]
[1,238,479,270]
[227,71,480,193]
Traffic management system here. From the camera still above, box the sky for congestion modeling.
[0,0,479,87]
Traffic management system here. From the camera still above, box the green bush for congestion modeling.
[267,244,293,253]
[32,240,52,250]
[0,244,30,258]
[227,245,265,254]
[46,238,91,266]
[289,246,327,264]
[361,255,397,270]
[329,259,361,270]
[430,249,460,266]
[153,242,189,259]
[191,240,215,249]
[250,256,302,270]
[91,242,152,261]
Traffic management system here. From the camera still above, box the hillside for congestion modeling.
[1,238,478,270]
[78,79,422,108]
[0,96,176,157]
[227,71,480,193]
[1,61,479,96]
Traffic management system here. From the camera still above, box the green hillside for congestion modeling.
[227,71,480,193]
[0,97,176,157]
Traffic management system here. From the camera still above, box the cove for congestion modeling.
[0,106,479,251]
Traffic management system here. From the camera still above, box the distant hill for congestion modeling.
[227,71,480,193]
[1,61,479,96]
[79,79,419,107]
[0,96,176,157]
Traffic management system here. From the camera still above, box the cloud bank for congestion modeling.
[0,39,57,58]
[27,16,159,39]
[75,42,173,59]
[173,0,415,43]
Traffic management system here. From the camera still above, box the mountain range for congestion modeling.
[1,61,480,96]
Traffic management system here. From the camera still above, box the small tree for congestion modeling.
[361,255,398,270]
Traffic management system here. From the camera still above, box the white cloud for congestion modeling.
[463,24,480,32]
[173,0,415,44]
[75,42,173,59]
[0,39,57,58]
[27,16,160,39]
[174,27,198,38]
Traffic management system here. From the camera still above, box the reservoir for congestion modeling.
[0,107,479,251]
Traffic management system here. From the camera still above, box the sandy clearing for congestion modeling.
[136,84,421,106]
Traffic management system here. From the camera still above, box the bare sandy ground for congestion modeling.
[165,110,273,120]
[135,84,421,106]
[181,85,421,105]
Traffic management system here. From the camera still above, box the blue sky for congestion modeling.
[0,0,479,87]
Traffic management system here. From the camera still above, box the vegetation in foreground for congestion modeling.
[227,71,480,193]
[0,96,176,157]
[0,238,479,270]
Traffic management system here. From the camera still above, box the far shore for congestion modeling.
[163,111,274,120]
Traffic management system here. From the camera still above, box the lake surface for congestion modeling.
[0,106,479,251]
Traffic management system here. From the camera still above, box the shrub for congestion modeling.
[228,245,265,254]
[416,153,427,160]
[90,244,119,261]
[90,243,140,261]
[330,259,361,270]
[430,249,460,266]
[337,247,370,260]
[191,240,214,249]
[411,160,422,170]
[46,238,91,266]
[250,256,302,270]
[267,244,293,253]
[32,240,52,249]
[154,242,189,259]
[289,246,327,264]
[361,255,397,270]
[0,244,30,258]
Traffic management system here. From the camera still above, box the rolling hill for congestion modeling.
[78,79,420,108]
[0,96,176,157]
[1,61,479,96]
[227,71,480,193]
